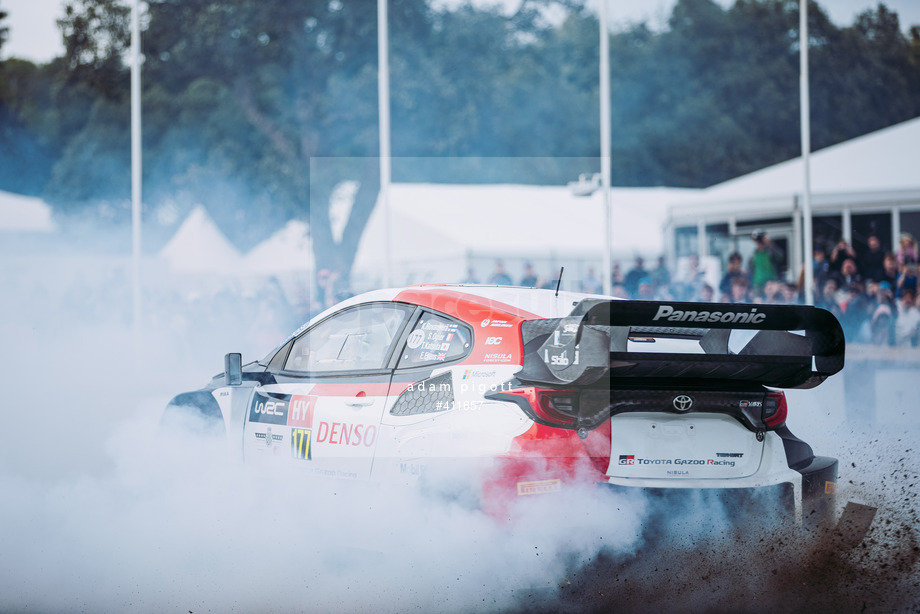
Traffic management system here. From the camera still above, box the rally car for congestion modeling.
[163,285,844,528]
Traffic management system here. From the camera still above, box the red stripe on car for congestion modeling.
[394,288,541,322]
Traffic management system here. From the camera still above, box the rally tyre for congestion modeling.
[159,391,225,437]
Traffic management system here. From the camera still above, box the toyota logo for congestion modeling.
[673,395,693,412]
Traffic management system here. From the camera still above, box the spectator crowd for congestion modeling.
[469,230,920,348]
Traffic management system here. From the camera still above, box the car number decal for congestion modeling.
[291,428,312,460]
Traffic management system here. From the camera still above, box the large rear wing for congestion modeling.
[518,299,845,389]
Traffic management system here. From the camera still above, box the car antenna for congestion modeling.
[555,266,564,296]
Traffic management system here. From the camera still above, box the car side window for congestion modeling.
[285,303,412,373]
[397,312,471,368]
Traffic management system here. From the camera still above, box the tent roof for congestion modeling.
[158,205,241,272]
[243,219,313,273]
[0,190,56,232]
[683,116,920,206]
[355,183,698,271]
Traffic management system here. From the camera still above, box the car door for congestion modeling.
[243,302,414,480]
[373,310,484,481]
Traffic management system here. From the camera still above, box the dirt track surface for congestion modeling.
[507,518,919,614]
[507,425,920,614]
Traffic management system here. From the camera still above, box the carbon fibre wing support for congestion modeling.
[518,299,845,389]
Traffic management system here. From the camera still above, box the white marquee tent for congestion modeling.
[158,205,241,273]
[353,183,699,287]
[664,116,920,277]
[673,116,920,207]
[0,190,56,233]
[242,219,313,274]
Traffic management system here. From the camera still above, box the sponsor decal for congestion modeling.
[716,452,744,458]
[616,456,737,467]
[400,462,425,476]
[291,428,312,460]
[406,330,425,349]
[484,336,502,345]
[311,468,358,480]
[544,348,580,367]
[249,395,288,425]
[288,395,316,428]
[483,353,513,363]
[825,481,836,495]
[315,421,378,447]
[255,427,284,448]
[739,400,763,408]
[481,318,513,328]
[462,369,496,379]
[553,327,578,345]
[516,479,562,496]
[652,304,766,324]
[672,395,693,411]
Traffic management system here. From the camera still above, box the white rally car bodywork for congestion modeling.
[166,284,843,526]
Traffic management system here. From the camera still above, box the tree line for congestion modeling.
[0,0,918,280]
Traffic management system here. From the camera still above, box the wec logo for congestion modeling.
[652,305,766,324]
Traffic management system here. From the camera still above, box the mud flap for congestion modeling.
[799,455,838,531]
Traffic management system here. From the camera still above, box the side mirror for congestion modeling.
[224,352,242,385]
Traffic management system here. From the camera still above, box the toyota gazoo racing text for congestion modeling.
[163,285,845,528]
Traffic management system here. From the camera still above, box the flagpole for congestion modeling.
[378,0,392,288]
[800,0,814,305]
[131,0,143,364]
[600,0,612,296]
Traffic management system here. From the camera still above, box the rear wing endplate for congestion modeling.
[518,299,845,389]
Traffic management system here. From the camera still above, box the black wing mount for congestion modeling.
[520,299,845,389]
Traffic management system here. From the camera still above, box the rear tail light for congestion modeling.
[763,391,788,428]
[502,387,578,428]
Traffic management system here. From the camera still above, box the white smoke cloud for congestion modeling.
[0,409,649,613]
[0,240,650,614]
[1,231,918,613]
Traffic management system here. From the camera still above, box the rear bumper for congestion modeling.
[599,480,797,527]
[597,455,838,531]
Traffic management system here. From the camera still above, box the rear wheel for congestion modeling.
[159,391,226,437]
